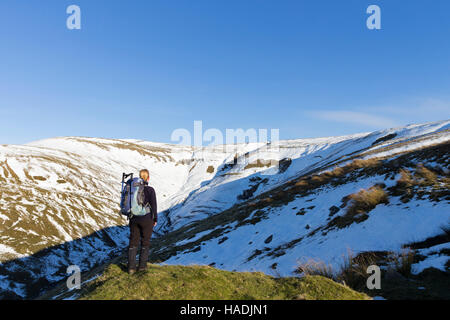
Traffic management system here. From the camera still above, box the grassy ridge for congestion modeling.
[79,264,370,300]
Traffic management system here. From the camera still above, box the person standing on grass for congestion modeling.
[127,169,157,274]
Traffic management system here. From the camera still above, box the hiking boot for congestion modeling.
[127,246,138,273]
[138,246,150,271]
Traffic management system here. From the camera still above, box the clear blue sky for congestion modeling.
[1,0,449,145]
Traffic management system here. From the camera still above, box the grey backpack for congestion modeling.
[120,173,151,218]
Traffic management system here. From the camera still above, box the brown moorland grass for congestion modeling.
[294,259,334,279]
[293,158,381,191]
[338,251,379,289]
[244,159,275,170]
[414,163,438,186]
[397,168,414,188]
[329,185,389,229]
[389,249,416,277]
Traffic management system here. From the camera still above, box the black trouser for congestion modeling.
[128,213,154,270]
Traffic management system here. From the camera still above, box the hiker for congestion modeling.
[127,169,157,274]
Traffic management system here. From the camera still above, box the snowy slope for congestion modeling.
[156,120,450,231]
[162,172,448,276]
[0,120,449,299]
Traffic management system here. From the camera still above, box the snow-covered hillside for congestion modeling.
[0,120,449,299]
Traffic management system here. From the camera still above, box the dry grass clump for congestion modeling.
[338,251,379,289]
[328,166,345,177]
[310,175,325,184]
[295,250,381,288]
[206,165,215,173]
[176,159,194,166]
[348,158,380,169]
[349,185,388,208]
[321,166,345,179]
[294,180,309,188]
[295,259,335,279]
[346,185,388,217]
[328,185,389,229]
[244,159,274,170]
[293,169,343,190]
[397,169,414,187]
[414,163,438,186]
[388,249,415,277]
[396,164,438,188]
[293,158,381,190]
[32,176,47,181]
[391,164,443,202]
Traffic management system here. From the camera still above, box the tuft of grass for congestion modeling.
[206,165,215,173]
[294,259,335,279]
[326,166,345,177]
[79,264,369,300]
[348,185,388,211]
[330,185,389,229]
[390,163,447,203]
[292,158,380,192]
[294,180,309,188]
[348,158,380,169]
[346,185,388,217]
[397,169,414,188]
[388,249,416,277]
[337,250,379,290]
[32,176,47,181]
[414,164,438,186]
[244,159,275,170]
